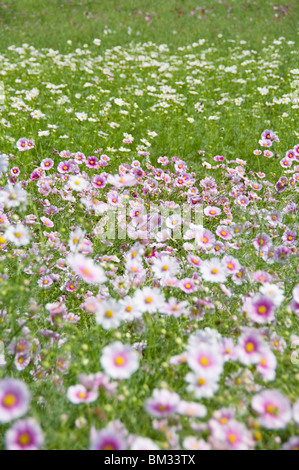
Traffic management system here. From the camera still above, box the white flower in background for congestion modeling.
[5,224,30,247]
[75,112,88,121]
[93,38,101,46]
[67,175,88,191]
[0,153,9,175]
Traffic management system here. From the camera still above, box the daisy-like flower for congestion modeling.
[108,174,137,188]
[90,423,128,450]
[145,389,180,418]
[133,287,165,314]
[67,384,98,404]
[185,372,219,399]
[211,420,254,451]
[204,206,221,217]
[183,437,211,451]
[252,390,292,430]
[236,328,267,365]
[95,300,121,330]
[100,341,139,379]
[151,255,179,279]
[4,224,30,247]
[177,400,207,418]
[68,175,88,191]
[259,283,285,307]
[187,343,224,379]
[244,294,276,324]
[75,112,88,121]
[67,254,107,284]
[160,297,188,317]
[200,258,227,283]
[16,138,34,151]
[40,216,54,228]
[179,278,198,294]
[0,378,30,423]
[5,418,44,450]
[216,225,233,240]
[196,227,215,250]
[222,255,241,274]
[256,349,277,382]
[119,296,143,321]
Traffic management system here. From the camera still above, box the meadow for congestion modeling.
[0,0,299,450]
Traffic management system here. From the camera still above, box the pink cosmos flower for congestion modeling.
[40,216,54,228]
[0,378,30,423]
[5,418,44,450]
[67,384,98,404]
[211,419,254,450]
[251,390,292,429]
[145,389,180,418]
[244,294,276,324]
[256,349,277,382]
[236,328,267,365]
[16,138,34,151]
[67,254,107,284]
[204,206,221,217]
[100,341,139,380]
[90,422,128,450]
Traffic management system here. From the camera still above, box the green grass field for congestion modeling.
[0,0,299,451]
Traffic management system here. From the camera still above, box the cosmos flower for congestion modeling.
[251,390,292,430]
[67,254,107,284]
[133,287,165,314]
[90,422,128,450]
[244,294,276,324]
[100,341,139,379]
[200,258,228,283]
[95,300,121,330]
[187,343,224,379]
[0,378,30,423]
[67,385,98,404]
[5,418,44,450]
[145,389,180,418]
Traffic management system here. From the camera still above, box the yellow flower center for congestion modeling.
[19,433,30,446]
[3,394,16,407]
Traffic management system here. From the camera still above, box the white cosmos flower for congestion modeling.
[133,287,165,314]
[151,255,179,279]
[95,300,121,330]
[259,283,285,307]
[5,224,30,247]
[68,175,88,191]
[200,258,227,283]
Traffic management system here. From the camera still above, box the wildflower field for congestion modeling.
[1,0,299,451]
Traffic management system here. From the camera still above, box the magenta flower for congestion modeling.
[0,378,30,423]
[244,294,276,324]
[145,389,180,418]
[5,418,44,450]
